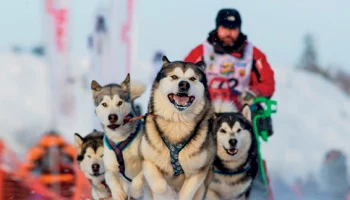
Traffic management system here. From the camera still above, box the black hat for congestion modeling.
[216,8,242,29]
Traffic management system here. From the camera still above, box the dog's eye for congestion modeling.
[87,155,91,158]
[189,77,196,81]
[237,128,242,133]
[220,129,227,134]
[117,101,123,106]
[102,103,107,107]
[171,75,178,80]
[100,154,104,158]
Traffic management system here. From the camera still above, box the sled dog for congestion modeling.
[91,74,146,199]
[139,56,216,200]
[74,130,112,200]
[206,100,258,200]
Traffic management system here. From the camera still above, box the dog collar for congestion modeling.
[214,164,251,176]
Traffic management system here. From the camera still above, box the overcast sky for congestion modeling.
[0,0,349,70]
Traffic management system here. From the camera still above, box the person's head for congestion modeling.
[216,8,242,45]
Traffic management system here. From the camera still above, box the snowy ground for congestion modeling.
[262,67,350,183]
[0,53,349,184]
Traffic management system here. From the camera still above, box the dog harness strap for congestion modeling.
[214,164,251,176]
[104,121,142,182]
[161,135,194,176]
[157,107,210,176]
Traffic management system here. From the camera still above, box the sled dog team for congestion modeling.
[74,56,258,200]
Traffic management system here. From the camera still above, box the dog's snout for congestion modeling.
[178,81,190,91]
[229,139,237,147]
[108,114,118,123]
[92,164,100,172]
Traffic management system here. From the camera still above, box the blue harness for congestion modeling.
[104,120,142,182]
[160,134,195,176]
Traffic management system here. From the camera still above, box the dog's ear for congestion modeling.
[91,80,102,92]
[121,73,131,91]
[74,133,84,153]
[130,81,146,101]
[240,104,252,123]
[195,61,206,71]
[213,112,223,121]
[213,113,218,120]
[162,55,170,68]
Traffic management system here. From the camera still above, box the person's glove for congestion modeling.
[239,90,257,106]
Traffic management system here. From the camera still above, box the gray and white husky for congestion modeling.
[91,74,146,200]
[138,56,216,200]
[206,100,258,200]
[74,130,112,200]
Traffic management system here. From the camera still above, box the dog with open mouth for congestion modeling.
[91,74,146,200]
[74,130,112,200]
[137,56,216,200]
[206,100,258,200]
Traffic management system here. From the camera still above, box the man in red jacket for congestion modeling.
[184,8,275,200]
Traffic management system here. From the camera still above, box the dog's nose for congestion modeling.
[178,81,190,91]
[92,164,100,172]
[229,139,237,147]
[108,114,118,123]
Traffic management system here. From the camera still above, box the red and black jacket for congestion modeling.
[184,30,275,98]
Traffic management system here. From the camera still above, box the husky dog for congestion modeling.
[138,56,216,200]
[74,130,112,200]
[91,74,146,200]
[206,100,258,200]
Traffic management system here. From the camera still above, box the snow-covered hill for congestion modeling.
[262,67,350,183]
[0,53,349,183]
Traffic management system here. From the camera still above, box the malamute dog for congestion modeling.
[139,56,216,200]
[74,130,112,200]
[206,100,258,200]
[91,74,146,200]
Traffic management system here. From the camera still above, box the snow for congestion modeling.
[0,53,349,183]
[0,53,51,157]
[262,67,350,183]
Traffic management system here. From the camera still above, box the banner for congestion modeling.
[88,10,110,86]
[45,0,75,128]
[108,0,134,83]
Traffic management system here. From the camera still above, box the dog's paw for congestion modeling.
[112,189,127,200]
[130,173,144,198]
[153,191,178,200]
[130,184,143,199]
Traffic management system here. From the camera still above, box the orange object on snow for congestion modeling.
[0,132,92,200]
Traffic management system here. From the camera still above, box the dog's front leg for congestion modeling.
[105,170,127,200]
[104,147,127,200]
[142,160,176,198]
[178,166,210,200]
[204,189,219,200]
[130,171,144,199]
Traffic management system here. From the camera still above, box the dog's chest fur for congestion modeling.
[141,113,215,190]
[104,132,142,181]
[90,178,112,200]
[209,153,257,200]
[211,172,252,200]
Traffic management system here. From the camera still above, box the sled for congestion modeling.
[251,97,277,199]
[0,139,92,200]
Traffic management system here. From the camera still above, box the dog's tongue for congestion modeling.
[174,95,189,106]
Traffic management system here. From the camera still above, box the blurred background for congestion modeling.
[0,0,349,199]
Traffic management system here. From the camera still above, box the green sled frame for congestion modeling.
[251,97,278,196]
